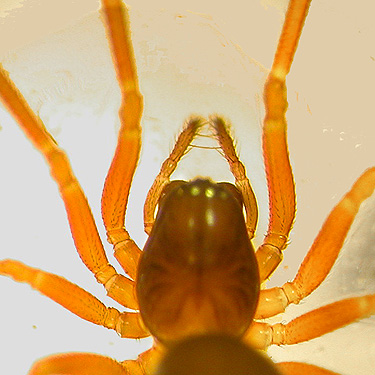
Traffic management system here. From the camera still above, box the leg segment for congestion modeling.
[0,260,149,338]
[211,117,258,239]
[278,362,340,375]
[257,0,312,281]
[122,346,164,375]
[143,117,204,234]
[28,346,163,375]
[100,0,143,280]
[29,353,127,375]
[255,168,375,319]
[244,294,375,349]
[0,64,135,309]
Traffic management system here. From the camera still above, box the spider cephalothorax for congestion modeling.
[137,178,260,344]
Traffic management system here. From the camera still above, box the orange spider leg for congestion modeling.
[27,346,163,375]
[257,0,312,281]
[211,116,258,239]
[0,260,147,338]
[255,168,375,318]
[0,66,137,312]
[27,346,162,375]
[100,0,143,280]
[0,3,144,312]
[143,117,204,234]
[245,294,375,350]
[277,362,340,375]
[28,353,127,375]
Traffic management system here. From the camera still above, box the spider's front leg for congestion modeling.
[100,0,144,281]
[252,0,375,317]
[245,0,375,372]
[0,56,141,312]
[255,0,312,282]
[0,0,156,373]
[0,58,140,313]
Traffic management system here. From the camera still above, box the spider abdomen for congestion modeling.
[136,179,260,344]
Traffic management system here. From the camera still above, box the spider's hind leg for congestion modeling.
[28,353,128,375]
[28,348,163,375]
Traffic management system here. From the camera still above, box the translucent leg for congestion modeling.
[255,168,375,319]
[100,0,143,280]
[0,260,149,338]
[245,295,375,349]
[257,0,312,281]
[0,64,136,309]
[278,362,340,375]
[28,348,163,375]
[29,353,127,375]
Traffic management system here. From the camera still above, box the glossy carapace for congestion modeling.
[136,179,260,344]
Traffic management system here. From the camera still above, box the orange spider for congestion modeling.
[0,0,375,374]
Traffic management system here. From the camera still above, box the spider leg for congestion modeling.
[210,116,258,239]
[0,259,148,338]
[28,353,127,375]
[0,63,138,309]
[143,117,204,234]
[244,294,375,350]
[277,362,340,375]
[255,168,375,318]
[257,0,312,281]
[100,0,143,280]
[28,346,162,375]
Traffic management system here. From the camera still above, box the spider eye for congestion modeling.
[217,182,244,207]
[159,180,186,206]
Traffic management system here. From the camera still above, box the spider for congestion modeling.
[0,0,375,374]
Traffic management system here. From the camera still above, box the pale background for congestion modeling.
[0,0,375,374]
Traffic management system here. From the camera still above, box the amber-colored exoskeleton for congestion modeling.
[1,0,375,374]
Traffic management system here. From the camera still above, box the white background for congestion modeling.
[0,0,375,374]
